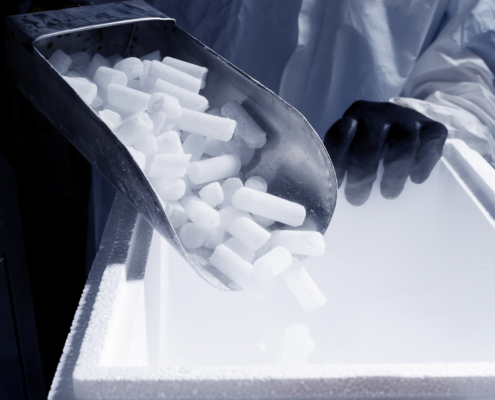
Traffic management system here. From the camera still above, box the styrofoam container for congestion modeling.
[49,140,495,400]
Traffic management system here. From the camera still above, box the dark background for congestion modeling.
[1,0,94,394]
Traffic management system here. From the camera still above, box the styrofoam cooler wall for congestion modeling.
[49,139,495,400]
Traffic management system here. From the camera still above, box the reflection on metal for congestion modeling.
[6,0,337,290]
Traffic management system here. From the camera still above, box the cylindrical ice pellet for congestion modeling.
[199,182,224,207]
[270,230,325,256]
[156,131,184,154]
[68,52,90,75]
[170,109,235,141]
[148,92,182,119]
[253,246,293,282]
[232,187,306,227]
[252,214,275,228]
[282,259,327,311]
[225,237,255,263]
[222,178,243,203]
[204,137,255,166]
[203,226,227,250]
[219,207,271,251]
[210,245,273,300]
[221,101,267,149]
[113,111,153,145]
[94,66,127,89]
[162,56,208,82]
[149,111,166,136]
[168,200,189,229]
[107,83,150,113]
[245,176,267,192]
[180,196,219,231]
[150,177,185,201]
[148,60,201,93]
[49,49,72,75]
[182,133,205,162]
[126,146,146,171]
[140,60,156,92]
[151,79,209,112]
[63,76,97,105]
[147,154,191,178]
[179,222,205,249]
[86,53,110,80]
[187,155,241,185]
[99,109,122,130]
[114,57,143,80]
[133,133,158,154]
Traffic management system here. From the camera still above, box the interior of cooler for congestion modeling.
[99,158,495,368]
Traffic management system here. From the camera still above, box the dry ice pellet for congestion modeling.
[51,48,327,311]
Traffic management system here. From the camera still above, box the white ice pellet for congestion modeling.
[170,108,236,142]
[254,240,271,260]
[140,50,162,62]
[253,246,293,282]
[280,323,315,364]
[149,111,166,136]
[221,101,267,148]
[126,146,146,171]
[210,245,273,300]
[90,93,103,109]
[151,177,185,201]
[63,76,97,105]
[206,108,222,117]
[105,54,121,66]
[156,131,183,154]
[180,196,220,231]
[85,53,110,80]
[151,79,209,112]
[282,259,327,311]
[225,237,255,263]
[161,123,181,136]
[133,133,159,154]
[98,109,122,130]
[49,49,72,75]
[68,52,90,75]
[148,92,182,118]
[148,60,201,94]
[107,83,150,113]
[245,176,267,192]
[219,207,271,251]
[114,57,143,80]
[182,133,205,162]
[127,79,141,91]
[221,178,243,203]
[140,60,156,92]
[148,153,191,178]
[204,137,255,166]
[162,56,208,82]
[113,111,153,145]
[270,230,325,256]
[179,222,205,249]
[187,155,241,185]
[202,226,227,249]
[199,182,224,207]
[168,200,189,229]
[94,66,127,89]
[252,214,275,228]
[233,187,306,227]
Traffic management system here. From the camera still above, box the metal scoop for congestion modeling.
[6,0,337,290]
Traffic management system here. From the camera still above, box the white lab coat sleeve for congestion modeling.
[389,0,495,166]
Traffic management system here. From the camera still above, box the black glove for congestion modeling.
[324,100,448,206]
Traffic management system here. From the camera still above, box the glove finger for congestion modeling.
[410,120,448,184]
[324,116,357,187]
[345,120,389,206]
[380,123,420,199]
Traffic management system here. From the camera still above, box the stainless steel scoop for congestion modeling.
[6,0,337,290]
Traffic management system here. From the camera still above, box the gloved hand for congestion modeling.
[324,100,448,206]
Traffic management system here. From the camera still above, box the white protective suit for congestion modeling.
[151,0,495,165]
[87,0,495,268]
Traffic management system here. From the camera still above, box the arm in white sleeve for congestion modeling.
[390,0,495,166]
